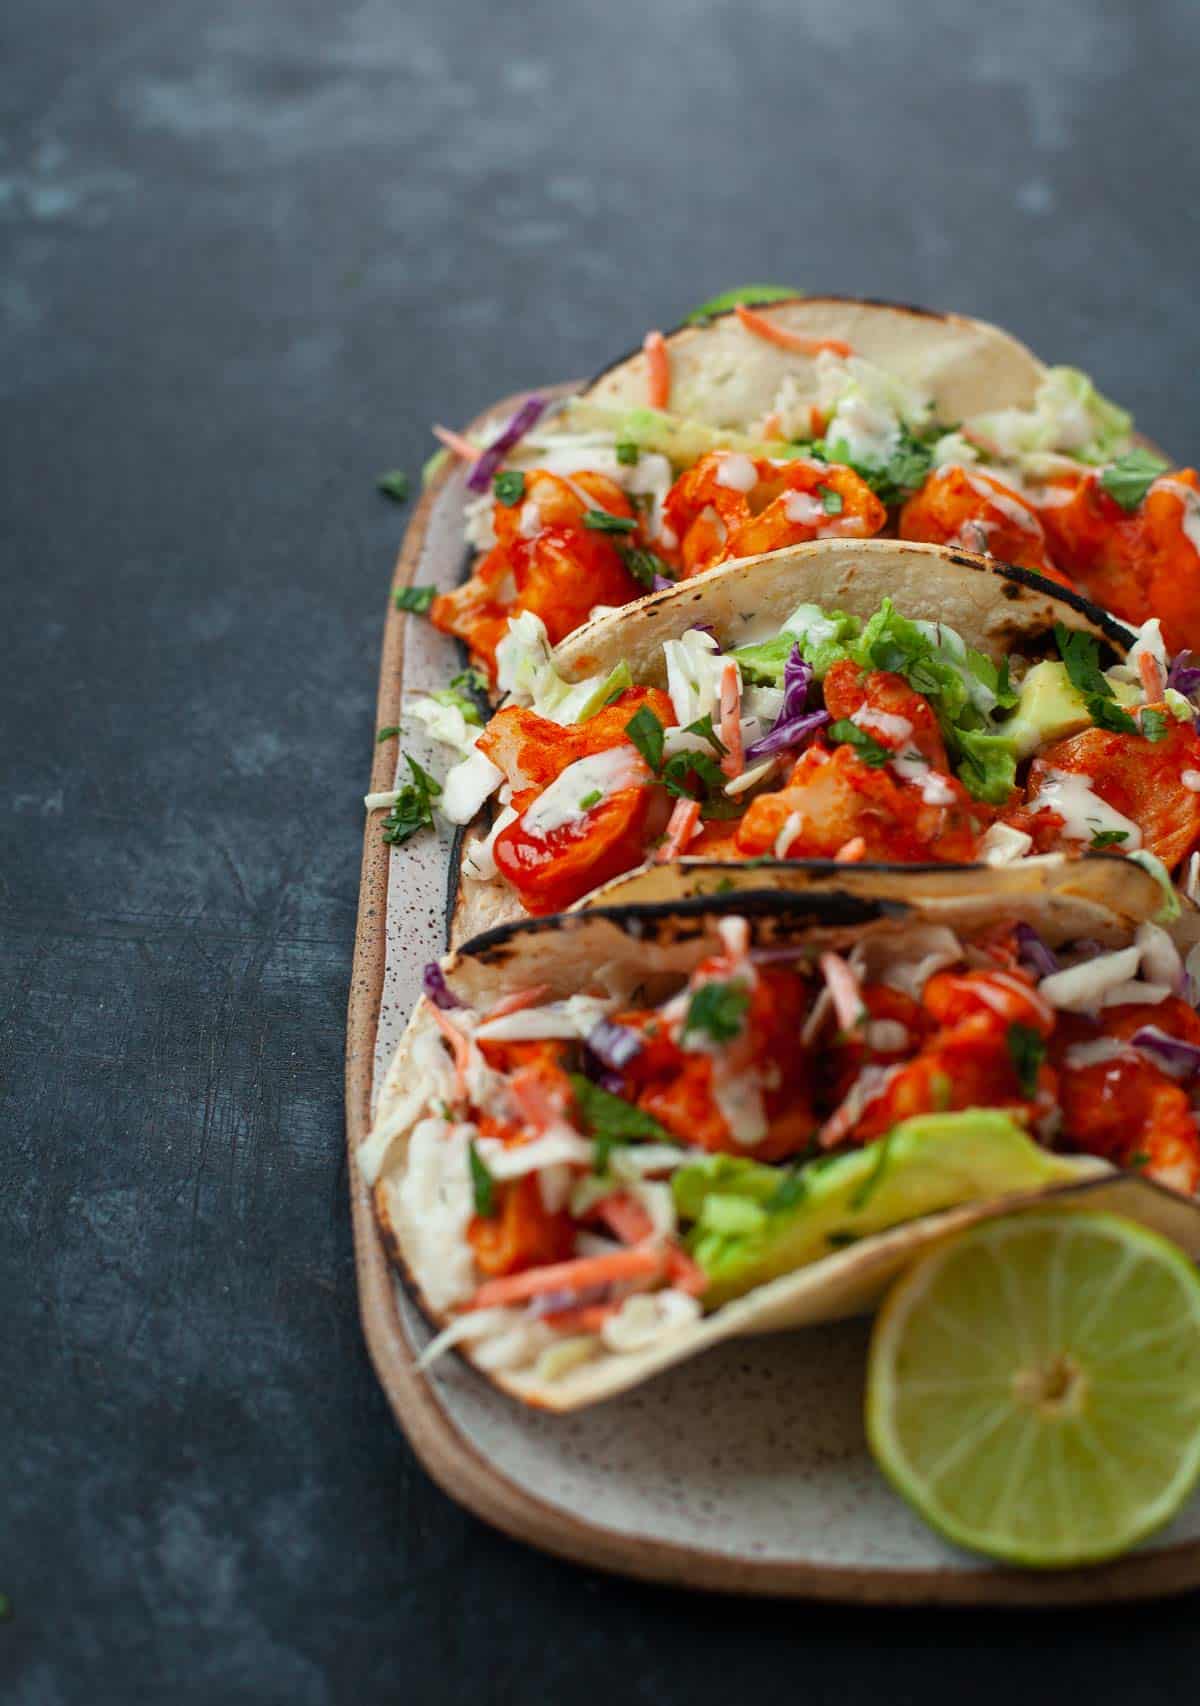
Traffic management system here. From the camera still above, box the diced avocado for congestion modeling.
[1002,660,1139,758]
[673,1111,1089,1310]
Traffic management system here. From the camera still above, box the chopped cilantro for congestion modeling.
[1129,1149,1152,1169]
[624,704,666,771]
[568,1073,675,1173]
[1054,624,1114,700]
[685,713,728,755]
[450,665,488,697]
[582,509,637,534]
[1101,448,1169,513]
[1088,697,1141,736]
[821,426,933,505]
[468,1140,496,1217]
[380,755,441,846]
[615,440,641,466]
[394,585,436,614]
[376,470,410,503]
[1006,1023,1046,1099]
[683,980,751,1045]
[620,545,674,589]
[818,483,843,515]
[848,1134,894,1213]
[376,725,401,744]
[493,469,526,506]
[1140,707,1168,742]
[1090,829,1129,849]
[827,718,891,767]
[578,789,602,810]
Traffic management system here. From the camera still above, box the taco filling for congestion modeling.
[363,910,1200,1382]
[422,312,1200,679]
[425,595,1200,916]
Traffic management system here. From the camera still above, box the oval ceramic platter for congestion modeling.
[346,391,1200,1603]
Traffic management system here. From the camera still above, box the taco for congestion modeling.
[420,294,1200,680]
[359,863,1200,1411]
[409,538,1200,940]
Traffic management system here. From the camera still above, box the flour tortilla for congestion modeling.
[368,864,1200,1411]
[582,295,1047,430]
[452,538,1133,942]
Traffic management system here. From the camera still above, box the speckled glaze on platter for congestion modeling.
[345,388,1200,1602]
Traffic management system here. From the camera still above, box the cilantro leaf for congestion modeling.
[827,718,891,767]
[1006,1023,1046,1099]
[376,470,410,503]
[578,789,602,810]
[1090,829,1128,849]
[380,754,441,846]
[683,980,750,1044]
[1101,448,1169,513]
[468,1140,496,1217]
[766,1171,809,1213]
[619,545,674,589]
[395,585,436,614]
[685,713,728,755]
[569,1073,674,1173]
[818,484,843,515]
[822,427,933,506]
[582,509,637,534]
[624,705,666,771]
[492,470,526,506]
[615,440,640,466]
[1087,697,1140,735]
[1055,623,1114,700]
[1140,707,1168,742]
[376,725,401,744]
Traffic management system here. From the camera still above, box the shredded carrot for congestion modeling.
[595,1193,655,1245]
[761,410,783,440]
[819,951,864,1034]
[483,985,553,1022]
[429,1004,471,1098]
[541,1302,618,1332]
[470,1247,664,1309]
[719,660,744,778]
[1138,652,1165,703]
[734,303,852,358]
[432,424,479,461]
[809,403,825,437]
[666,1245,709,1296]
[507,1062,567,1131]
[643,330,671,409]
[835,835,867,863]
[657,797,701,862]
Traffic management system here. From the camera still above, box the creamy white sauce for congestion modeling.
[1024,768,1142,849]
[518,500,543,538]
[463,802,518,883]
[715,452,759,493]
[1183,770,1200,792]
[783,490,825,527]
[520,746,646,837]
[961,469,1043,535]
[852,706,912,744]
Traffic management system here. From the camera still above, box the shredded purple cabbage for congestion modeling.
[466,395,547,494]
[422,961,461,1010]
[586,1018,644,1071]
[651,574,674,593]
[1014,922,1059,980]
[1167,649,1200,700]
[687,622,719,642]
[745,644,830,760]
[1131,1026,1200,1079]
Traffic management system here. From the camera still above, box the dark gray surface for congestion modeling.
[5,2,1200,1700]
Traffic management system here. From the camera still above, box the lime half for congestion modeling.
[866,1212,1200,1568]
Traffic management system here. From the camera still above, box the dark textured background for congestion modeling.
[5,2,1200,1700]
